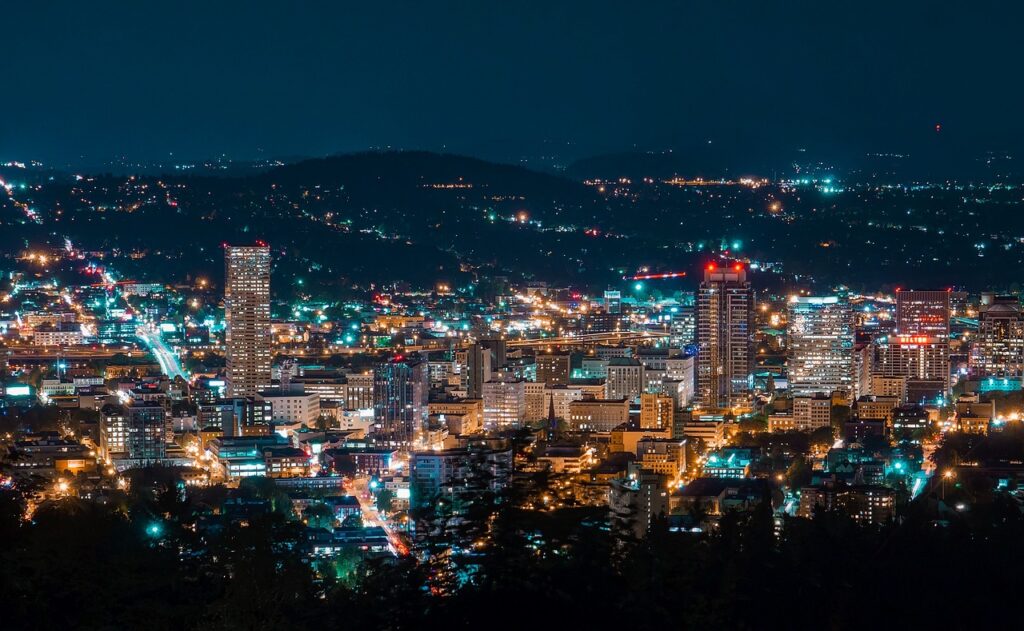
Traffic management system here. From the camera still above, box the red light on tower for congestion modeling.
[733,263,743,272]
[706,262,717,271]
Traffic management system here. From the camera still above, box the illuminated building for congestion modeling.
[482,377,526,430]
[428,399,484,432]
[410,447,512,508]
[786,296,853,397]
[198,397,273,436]
[99,403,128,459]
[636,438,687,478]
[543,385,584,420]
[878,335,950,403]
[799,484,895,525]
[792,393,833,431]
[702,448,754,478]
[125,402,167,463]
[224,245,272,397]
[466,339,505,398]
[263,446,311,478]
[970,294,1024,377]
[639,392,674,430]
[257,385,321,427]
[696,263,753,409]
[372,358,429,447]
[896,289,950,336]
[521,381,545,421]
[681,418,727,448]
[869,375,907,404]
[854,395,899,425]
[669,304,696,348]
[536,352,572,386]
[31,322,84,347]
[892,404,929,436]
[604,290,622,314]
[569,398,629,432]
[605,358,643,401]
[609,471,669,538]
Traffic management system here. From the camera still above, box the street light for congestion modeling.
[942,469,955,500]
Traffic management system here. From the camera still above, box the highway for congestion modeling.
[136,325,188,380]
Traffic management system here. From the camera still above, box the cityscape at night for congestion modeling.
[3,2,1024,629]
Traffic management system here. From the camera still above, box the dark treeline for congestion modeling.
[0,476,1021,630]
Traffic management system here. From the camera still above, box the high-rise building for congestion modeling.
[669,302,697,349]
[639,393,674,430]
[126,402,167,463]
[606,358,643,401]
[224,245,272,398]
[891,289,951,402]
[536,352,571,386]
[372,358,429,447]
[971,294,1024,377]
[99,403,128,460]
[787,296,854,397]
[878,335,949,404]
[482,377,527,430]
[896,289,950,337]
[697,263,753,409]
[466,338,506,398]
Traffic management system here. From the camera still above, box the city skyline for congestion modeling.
[3,3,1024,628]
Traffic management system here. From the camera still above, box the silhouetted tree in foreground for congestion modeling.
[1,477,1023,630]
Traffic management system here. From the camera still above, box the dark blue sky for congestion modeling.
[2,1,1022,166]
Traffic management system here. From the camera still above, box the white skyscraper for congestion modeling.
[225,245,272,397]
[787,296,854,398]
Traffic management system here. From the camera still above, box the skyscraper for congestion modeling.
[971,294,1024,377]
[787,296,854,397]
[373,358,429,447]
[890,288,950,402]
[697,263,753,410]
[224,245,272,398]
[896,289,950,336]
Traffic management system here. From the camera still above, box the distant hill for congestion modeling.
[261,151,591,204]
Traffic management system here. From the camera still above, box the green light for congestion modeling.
[634,282,644,292]
[147,522,163,537]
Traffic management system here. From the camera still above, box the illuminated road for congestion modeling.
[136,325,187,380]
[345,477,409,556]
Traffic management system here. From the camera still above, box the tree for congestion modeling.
[303,501,335,530]
[375,488,395,514]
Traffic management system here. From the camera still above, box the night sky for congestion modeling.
[3,1,1022,166]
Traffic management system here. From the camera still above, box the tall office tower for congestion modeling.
[787,296,854,397]
[669,304,697,348]
[971,294,1024,377]
[482,377,527,430]
[896,289,950,336]
[225,245,272,398]
[466,338,506,398]
[126,402,166,463]
[536,352,572,386]
[891,289,950,402]
[696,263,753,410]
[878,335,950,404]
[372,358,429,447]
